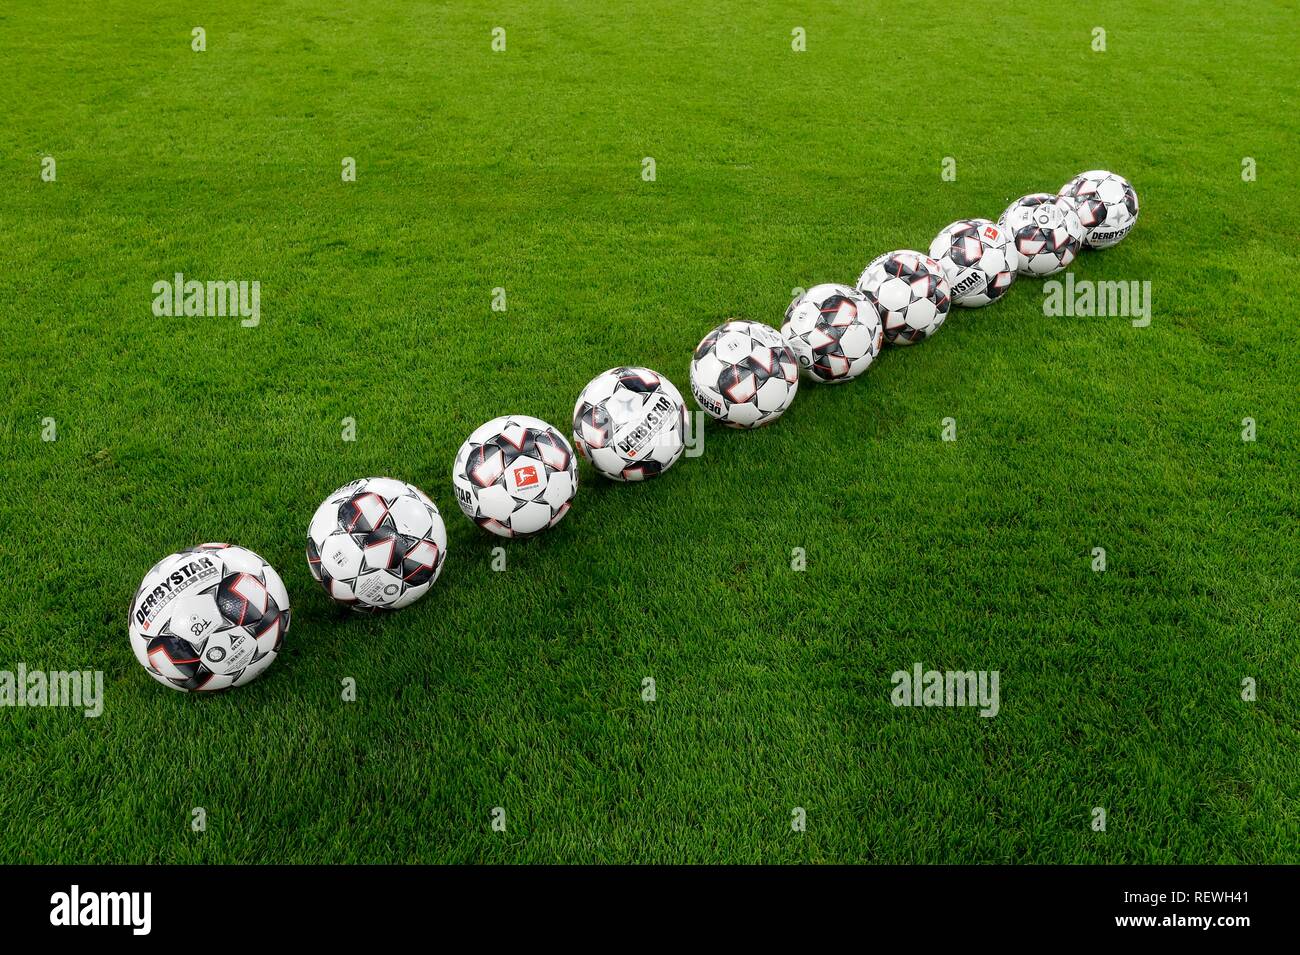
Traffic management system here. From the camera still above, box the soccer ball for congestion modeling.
[572,367,687,481]
[855,251,951,345]
[453,415,578,536]
[128,543,290,691]
[689,320,799,428]
[997,194,1084,275]
[306,477,447,612]
[927,219,1020,307]
[780,283,884,383]
[1058,170,1139,249]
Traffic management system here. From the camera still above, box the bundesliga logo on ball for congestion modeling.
[928,219,1020,307]
[452,415,578,537]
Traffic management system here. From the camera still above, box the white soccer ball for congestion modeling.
[1058,170,1139,249]
[572,367,687,481]
[927,219,1020,307]
[307,477,447,612]
[780,283,884,383]
[129,543,290,692]
[689,320,799,428]
[998,194,1084,275]
[855,251,952,345]
[453,415,578,536]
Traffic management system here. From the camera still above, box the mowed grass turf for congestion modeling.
[1,0,1297,863]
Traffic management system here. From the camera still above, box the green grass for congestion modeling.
[1,0,1297,863]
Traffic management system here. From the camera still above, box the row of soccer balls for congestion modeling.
[129,398,676,691]
[691,170,1139,428]
[128,170,1138,691]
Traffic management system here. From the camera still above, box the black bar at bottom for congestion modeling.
[0,864,1277,939]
